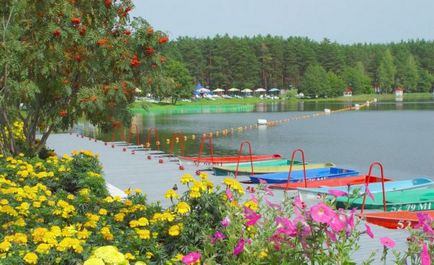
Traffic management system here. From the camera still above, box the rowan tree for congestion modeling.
[0,0,168,155]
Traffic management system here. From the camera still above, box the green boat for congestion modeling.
[336,188,434,212]
[213,162,335,176]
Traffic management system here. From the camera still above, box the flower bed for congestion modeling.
[0,152,432,264]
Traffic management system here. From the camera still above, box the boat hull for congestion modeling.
[299,178,434,204]
[361,210,434,229]
[269,175,389,190]
[214,162,335,176]
[212,159,303,176]
[249,167,359,184]
[336,188,434,211]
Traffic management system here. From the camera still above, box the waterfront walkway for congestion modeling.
[47,133,410,264]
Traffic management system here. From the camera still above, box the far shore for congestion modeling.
[130,92,433,114]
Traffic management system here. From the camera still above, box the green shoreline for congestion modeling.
[130,93,433,114]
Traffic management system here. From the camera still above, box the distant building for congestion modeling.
[394,87,404,97]
[343,88,353,97]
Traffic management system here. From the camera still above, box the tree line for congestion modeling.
[162,35,434,97]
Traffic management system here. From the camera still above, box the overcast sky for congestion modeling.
[131,0,434,44]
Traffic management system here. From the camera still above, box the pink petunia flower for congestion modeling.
[380,237,396,248]
[310,202,334,224]
[213,231,226,240]
[244,207,261,226]
[421,243,431,265]
[328,189,349,197]
[226,188,233,201]
[365,185,375,201]
[330,212,347,232]
[182,252,201,265]
[221,216,231,227]
[265,197,281,210]
[326,229,337,242]
[365,223,374,238]
[233,238,245,256]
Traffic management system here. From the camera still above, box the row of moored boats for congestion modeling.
[180,153,434,229]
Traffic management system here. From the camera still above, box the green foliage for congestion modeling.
[301,64,328,97]
[161,59,194,104]
[342,62,372,94]
[377,49,397,93]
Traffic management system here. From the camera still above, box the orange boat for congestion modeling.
[362,210,434,229]
[269,175,391,190]
[179,154,282,164]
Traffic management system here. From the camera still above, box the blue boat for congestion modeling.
[297,177,434,202]
[249,167,359,184]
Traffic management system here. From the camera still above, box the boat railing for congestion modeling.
[127,124,140,146]
[361,162,387,214]
[196,135,215,166]
[169,131,185,157]
[285,148,308,190]
[145,128,160,150]
[234,141,254,179]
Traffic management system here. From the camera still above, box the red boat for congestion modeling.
[269,175,391,190]
[361,210,434,229]
[179,154,282,164]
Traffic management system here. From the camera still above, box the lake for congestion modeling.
[90,99,434,180]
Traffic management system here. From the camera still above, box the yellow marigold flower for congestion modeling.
[129,220,138,228]
[165,189,178,199]
[67,194,75,200]
[11,233,27,244]
[124,199,133,206]
[93,246,127,264]
[84,257,105,265]
[23,252,38,264]
[124,188,132,195]
[189,190,201,199]
[0,241,11,252]
[16,218,26,227]
[138,217,149,226]
[136,229,151,240]
[163,212,175,222]
[103,196,114,203]
[36,243,51,254]
[77,229,91,240]
[146,251,154,259]
[79,188,90,196]
[114,213,125,222]
[0,199,8,205]
[168,225,181,236]
[180,174,194,184]
[125,252,135,260]
[135,188,142,194]
[152,232,158,238]
[259,250,268,258]
[199,172,208,180]
[171,253,184,262]
[244,200,258,211]
[176,202,191,214]
[100,227,114,241]
[32,227,48,242]
[135,262,147,265]
[98,208,108,215]
[32,201,41,208]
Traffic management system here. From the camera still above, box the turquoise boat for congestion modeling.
[212,159,302,176]
[298,177,434,202]
[336,188,434,212]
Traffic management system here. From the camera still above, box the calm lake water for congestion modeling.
[90,99,434,180]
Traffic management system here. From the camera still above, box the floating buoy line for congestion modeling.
[79,100,374,151]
